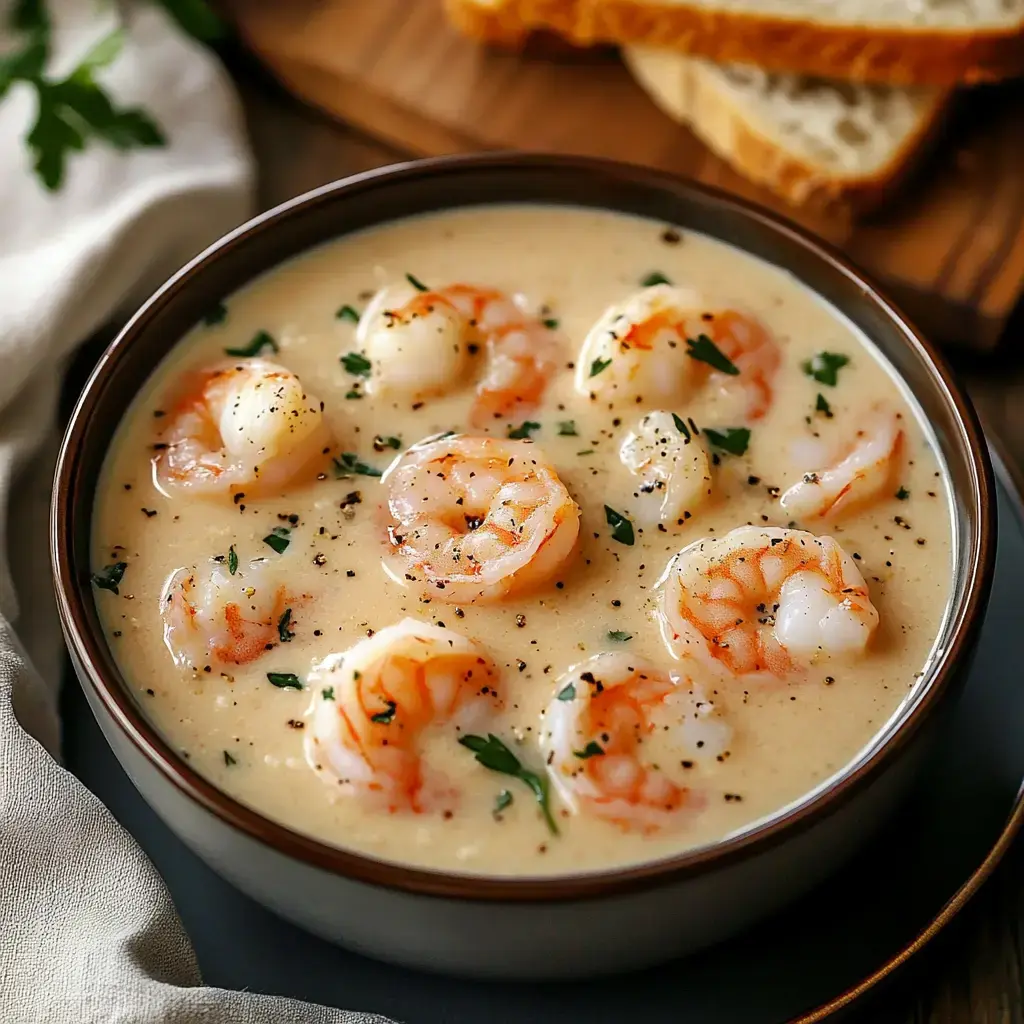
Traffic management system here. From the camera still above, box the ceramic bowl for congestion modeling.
[51,154,996,979]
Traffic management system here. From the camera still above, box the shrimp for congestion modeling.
[384,433,580,603]
[657,526,879,682]
[161,557,299,670]
[619,410,712,528]
[780,408,904,520]
[542,653,731,833]
[153,358,330,498]
[357,281,561,424]
[575,284,780,419]
[305,619,501,812]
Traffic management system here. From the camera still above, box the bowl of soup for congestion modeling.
[52,153,995,979]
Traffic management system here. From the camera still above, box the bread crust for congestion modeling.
[622,48,952,212]
[444,0,1024,84]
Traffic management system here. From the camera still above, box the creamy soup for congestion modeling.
[92,205,952,876]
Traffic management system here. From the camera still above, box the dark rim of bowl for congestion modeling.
[51,152,996,902]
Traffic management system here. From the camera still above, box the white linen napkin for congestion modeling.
[0,4,392,1021]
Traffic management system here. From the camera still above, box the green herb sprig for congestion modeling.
[459,733,558,835]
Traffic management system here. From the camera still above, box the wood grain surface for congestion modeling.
[219,44,1024,1024]
[220,0,1024,351]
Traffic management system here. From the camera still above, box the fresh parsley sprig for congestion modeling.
[4,0,222,191]
[459,733,558,836]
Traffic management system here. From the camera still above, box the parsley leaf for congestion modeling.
[542,318,559,329]
[223,750,236,766]
[263,527,290,554]
[321,686,335,701]
[375,435,402,450]
[604,505,635,546]
[225,330,277,358]
[406,272,429,292]
[704,427,751,456]
[802,351,850,387]
[896,486,910,501]
[671,412,692,440]
[203,302,227,327]
[507,421,540,440]
[641,271,671,287]
[557,682,576,701]
[686,334,740,375]
[370,700,397,724]
[459,733,558,835]
[493,790,513,815]
[815,393,833,417]
[157,0,225,42]
[336,305,360,323]
[340,351,372,377]
[91,561,126,594]
[227,544,238,575]
[17,27,166,191]
[277,608,294,643]
[266,672,303,690]
[557,420,577,436]
[333,453,382,478]
[607,630,632,642]
[589,357,612,378]
[574,740,605,760]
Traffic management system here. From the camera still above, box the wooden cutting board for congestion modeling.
[222,0,1024,349]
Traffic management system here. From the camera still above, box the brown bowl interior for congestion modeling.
[51,153,996,901]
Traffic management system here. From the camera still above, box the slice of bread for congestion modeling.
[445,0,1024,85]
[623,46,950,211]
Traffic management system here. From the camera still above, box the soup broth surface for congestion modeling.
[93,205,952,876]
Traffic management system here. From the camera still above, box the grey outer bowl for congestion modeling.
[51,153,996,978]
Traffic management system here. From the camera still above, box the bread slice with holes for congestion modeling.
[623,46,951,211]
[444,0,1024,85]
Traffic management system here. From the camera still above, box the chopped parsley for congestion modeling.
[685,334,739,375]
[507,421,540,440]
[406,272,429,292]
[557,420,577,436]
[340,351,372,377]
[574,741,605,760]
[641,271,671,287]
[589,356,612,378]
[607,630,632,642]
[370,700,397,724]
[815,393,833,417]
[704,427,751,456]
[277,608,294,643]
[345,389,363,400]
[802,351,850,386]
[227,545,238,575]
[223,750,237,766]
[542,318,559,330]
[263,527,291,554]
[556,682,576,701]
[896,486,910,501]
[321,686,335,701]
[333,453,382,478]
[375,435,403,450]
[493,790,513,816]
[225,330,277,358]
[336,304,360,323]
[671,412,692,440]
[91,562,127,594]
[203,302,228,326]
[266,672,303,690]
[459,733,558,835]
[604,505,635,546]
[576,449,595,456]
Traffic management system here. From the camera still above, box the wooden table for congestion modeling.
[226,51,1024,1024]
